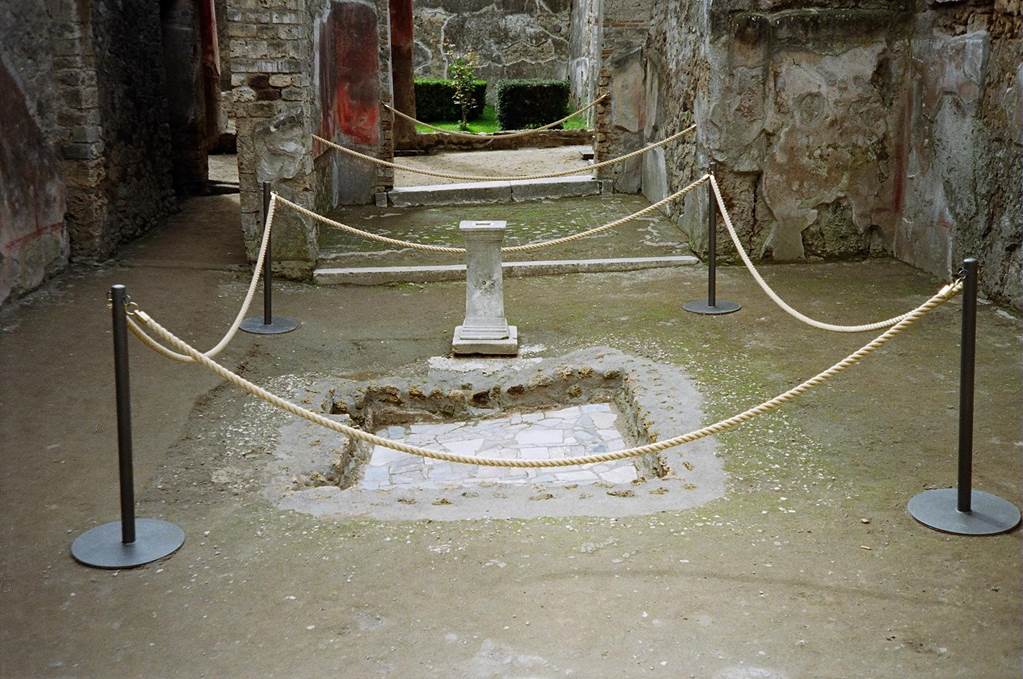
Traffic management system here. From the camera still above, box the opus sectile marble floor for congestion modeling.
[360,403,638,490]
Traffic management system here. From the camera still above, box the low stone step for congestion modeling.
[313,255,697,285]
[380,175,606,208]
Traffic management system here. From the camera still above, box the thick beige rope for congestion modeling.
[312,123,696,183]
[708,175,919,333]
[272,175,708,256]
[274,194,461,254]
[124,194,277,363]
[128,279,959,468]
[386,94,607,140]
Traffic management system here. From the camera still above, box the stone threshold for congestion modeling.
[380,175,608,207]
[313,255,698,285]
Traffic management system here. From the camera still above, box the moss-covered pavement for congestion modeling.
[2,192,1020,677]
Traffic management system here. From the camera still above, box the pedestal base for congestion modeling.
[71,518,185,569]
[908,488,1020,535]
[683,300,742,315]
[240,316,300,335]
[452,325,518,355]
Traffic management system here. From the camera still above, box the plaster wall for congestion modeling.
[641,0,1021,308]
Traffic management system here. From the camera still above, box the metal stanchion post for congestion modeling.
[907,258,1020,535]
[70,285,185,568]
[241,182,300,335]
[684,176,741,315]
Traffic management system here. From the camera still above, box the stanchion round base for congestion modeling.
[683,300,742,316]
[908,488,1020,536]
[240,316,300,335]
[71,518,185,569]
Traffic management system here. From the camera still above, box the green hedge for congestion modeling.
[413,78,487,122]
[495,79,570,130]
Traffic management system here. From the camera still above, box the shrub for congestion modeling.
[413,78,486,122]
[495,80,570,130]
[448,52,480,131]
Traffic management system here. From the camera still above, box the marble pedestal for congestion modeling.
[452,220,518,355]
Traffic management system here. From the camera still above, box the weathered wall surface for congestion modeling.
[0,2,69,306]
[593,0,655,192]
[1,0,180,307]
[569,0,601,113]
[227,0,393,276]
[162,0,208,195]
[641,0,1021,309]
[412,0,571,102]
[86,0,179,258]
[0,57,68,305]
[896,3,1022,309]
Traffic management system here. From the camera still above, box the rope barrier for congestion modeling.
[312,124,696,183]
[127,279,960,468]
[385,94,607,141]
[125,194,278,363]
[708,176,920,333]
[272,175,709,255]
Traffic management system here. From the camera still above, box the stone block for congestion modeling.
[387,181,513,207]
[509,176,600,201]
[452,326,519,356]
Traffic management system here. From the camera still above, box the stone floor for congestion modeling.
[361,403,636,490]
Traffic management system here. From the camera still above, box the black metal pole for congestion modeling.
[707,180,717,308]
[262,182,273,325]
[682,172,740,316]
[241,183,299,335]
[110,285,136,544]
[69,286,186,567]
[906,256,1020,535]
[956,258,978,512]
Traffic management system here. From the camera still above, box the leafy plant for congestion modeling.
[447,48,480,131]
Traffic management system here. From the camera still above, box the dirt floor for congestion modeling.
[1,182,1021,678]
[394,145,592,187]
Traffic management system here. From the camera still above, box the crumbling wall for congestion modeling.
[0,57,68,305]
[412,0,571,103]
[0,2,69,307]
[227,0,393,277]
[645,0,1020,309]
[895,2,1022,309]
[227,0,319,277]
[1,0,178,306]
[593,0,655,192]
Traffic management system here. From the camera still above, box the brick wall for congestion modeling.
[227,0,393,278]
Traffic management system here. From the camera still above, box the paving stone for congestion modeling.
[359,403,637,491]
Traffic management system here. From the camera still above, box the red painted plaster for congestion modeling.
[318,3,380,146]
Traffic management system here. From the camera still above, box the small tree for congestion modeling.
[447,50,479,131]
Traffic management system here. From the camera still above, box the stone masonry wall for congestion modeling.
[162,0,211,196]
[1,0,179,307]
[227,0,393,277]
[593,0,655,192]
[412,0,571,103]
[643,0,1021,309]
[85,0,178,258]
